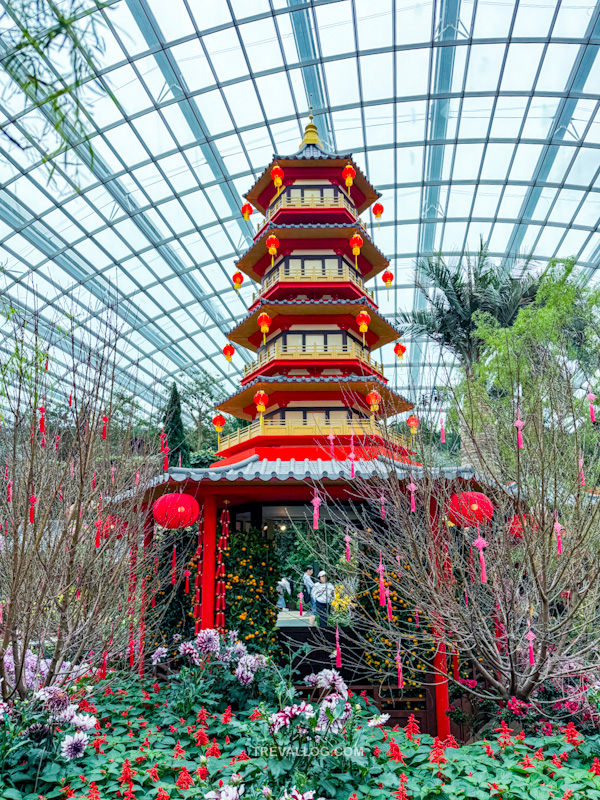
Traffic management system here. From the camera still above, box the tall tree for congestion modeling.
[163,382,190,468]
[179,367,226,452]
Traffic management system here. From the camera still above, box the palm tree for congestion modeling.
[398,242,539,473]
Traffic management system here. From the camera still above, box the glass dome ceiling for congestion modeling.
[1,0,600,403]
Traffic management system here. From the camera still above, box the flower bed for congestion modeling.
[4,631,600,800]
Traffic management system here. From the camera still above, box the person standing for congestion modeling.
[311,570,334,627]
[303,566,316,626]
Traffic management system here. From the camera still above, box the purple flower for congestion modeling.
[57,704,78,722]
[35,686,71,713]
[151,646,168,665]
[315,669,348,700]
[60,730,89,760]
[195,629,221,655]
[178,641,201,665]
[316,693,352,734]
[71,713,97,731]
[305,673,319,687]
[235,655,258,686]
[268,701,314,734]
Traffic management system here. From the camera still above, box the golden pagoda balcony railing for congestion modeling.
[243,341,384,377]
[218,418,411,453]
[252,262,373,301]
[266,190,360,221]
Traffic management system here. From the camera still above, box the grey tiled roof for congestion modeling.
[149,455,475,485]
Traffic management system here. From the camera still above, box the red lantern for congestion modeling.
[349,232,363,268]
[448,492,494,528]
[223,344,235,364]
[382,270,393,288]
[356,310,371,345]
[373,202,384,219]
[232,271,244,292]
[265,234,279,267]
[152,493,200,529]
[394,342,406,362]
[257,312,272,345]
[271,164,284,195]
[366,389,382,416]
[342,163,356,188]
[213,413,226,447]
[241,203,253,221]
[406,415,419,435]
[254,390,269,416]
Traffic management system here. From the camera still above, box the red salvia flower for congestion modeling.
[236,750,250,761]
[483,742,495,759]
[147,764,159,782]
[152,682,161,693]
[195,727,210,746]
[139,736,151,751]
[373,746,381,757]
[533,748,544,761]
[444,735,458,749]
[221,706,233,723]
[249,708,261,721]
[386,740,406,764]
[551,754,563,769]
[225,735,231,744]
[206,738,221,757]
[123,785,136,800]
[493,720,513,751]
[173,740,186,759]
[87,784,100,800]
[518,754,534,769]
[156,790,170,800]
[176,767,194,790]
[560,722,584,748]
[403,714,420,742]
[427,737,448,778]
[196,766,209,781]
[119,759,136,786]
[487,783,504,796]
[562,791,573,800]
[196,707,209,726]
[92,734,106,754]
[391,773,409,800]
[590,757,600,775]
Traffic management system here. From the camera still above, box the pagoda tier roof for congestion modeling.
[216,374,411,420]
[236,223,388,283]
[245,152,380,217]
[151,458,475,485]
[228,299,399,352]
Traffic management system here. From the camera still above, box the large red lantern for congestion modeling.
[223,344,235,364]
[271,164,284,195]
[254,390,269,417]
[342,163,356,188]
[153,493,200,529]
[241,203,253,221]
[265,234,279,267]
[212,413,226,447]
[356,310,371,345]
[406,415,419,435]
[394,342,406,362]
[232,271,244,292]
[366,389,381,416]
[257,312,272,345]
[448,492,494,528]
[349,232,363,268]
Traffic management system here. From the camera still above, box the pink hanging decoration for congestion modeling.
[386,587,393,622]
[579,455,585,486]
[473,528,488,583]
[298,592,303,616]
[3,461,7,480]
[111,466,116,483]
[396,641,404,689]
[587,390,596,423]
[184,570,190,593]
[415,608,420,627]
[59,485,63,501]
[160,430,166,452]
[407,475,417,513]
[171,544,177,585]
[311,491,321,530]
[92,471,96,489]
[136,471,140,485]
[55,433,59,451]
[440,417,445,444]
[514,410,524,449]
[45,356,49,371]
[554,511,564,556]
[464,588,469,607]
[380,494,386,520]
[39,405,45,434]
[6,481,12,503]
[349,430,356,478]
[526,619,535,666]
[41,432,46,448]
[178,452,182,468]
[95,518,101,548]
[345,530,351,562]
[335,623,342,668]
[68,390,72,407]
[29,489,36,524]
[378,552,385,607]
[396,553,401,574]
[99,649,108,680]
[328,432,335,459]
[102,414,108,440]
[70,461,74,477]
[164,447,169,472]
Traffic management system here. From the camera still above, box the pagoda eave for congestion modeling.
[214,439,417,466]
[248,280,370,311]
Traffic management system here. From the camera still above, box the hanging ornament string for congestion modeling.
[579,454,585,487]
[386,587,393,622]
[407,475,417,513]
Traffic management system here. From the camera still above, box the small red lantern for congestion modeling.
[406,415,419,435]
[373,202,384,219]
[349,232,363,268]
[223,344,235,364]
[232,271,244,292]
[254,390,269,417]
[266,234,279,267]
[152,493,200,529]
[394,342,406,362]
[257,312,272,345]
[366,389,382,416]
[342,163,356,188]
[271,164,284,195]
[448,492,494,528]
[356,310,371,345]
[241,202,253,221]
[382,269,394,300]
[213,413,226,447]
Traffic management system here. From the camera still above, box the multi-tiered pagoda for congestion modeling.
[214,116,414,467]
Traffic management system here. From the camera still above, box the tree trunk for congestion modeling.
[197,416,203,451]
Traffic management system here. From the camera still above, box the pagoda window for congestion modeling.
[264,255,361,286]
[284,184,340,207]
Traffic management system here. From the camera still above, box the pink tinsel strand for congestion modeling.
[440,418,445,444]
[386,588,393,622]
[335,623,342,668]
[396,642,404,689]
[298,593,303,616]
[464,589,469,607]
[554,512,564,556]
[407,476,417,513]
[102,414,108,439]
[136,471,140,485]
[55,434,59,451]
[378,553,385,607]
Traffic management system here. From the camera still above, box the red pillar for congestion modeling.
[201,494,217,629]
[434,639,451,739]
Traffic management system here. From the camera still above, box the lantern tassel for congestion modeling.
[514,410,524,449]
[440,418,445,444]
[298,592,303,617]
[335,623,342,668]
[102,414,108,440]
[378,552,385,607]
[29,490,36,524]
[554,512,564,556]
[184,570,190,594]
[99,649,108,680]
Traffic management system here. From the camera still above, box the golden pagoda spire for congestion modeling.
[299,106,322,149]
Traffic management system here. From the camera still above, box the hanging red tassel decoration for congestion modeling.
[440,417,445,443]
[68,390,72,407]
[396,641,404,689]
[39,405,45,435]
[184,570,190,594]
[474,526,488,583]
[407,475,417,513]
[160,430,166,452]
[311,490,321,530]
[102,414,108,440]
[554,511,564,556]
[136,470,140,485]
[171,544,177,585]
[588,390,596,423]
[526,619,535,666]
[386,587,393,621]
[464,588,469,607]
[92,471,96,489]
[29,489,36,524]
[328,432,335,459]
[579,455,585,486]
[55,433,59,451]
[514,410,524,449]
[6,481,12,503]
[59,485,63,501]
[298,592,303,616]
[380,494,386,520]
[335,622,342,668]
[345,529,351,562]
[378,552,385,607]
[164,446,169,472]
[99,648,108,680]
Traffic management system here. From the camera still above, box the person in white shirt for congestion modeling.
[311,570,334,627]
[302,566,316,626]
